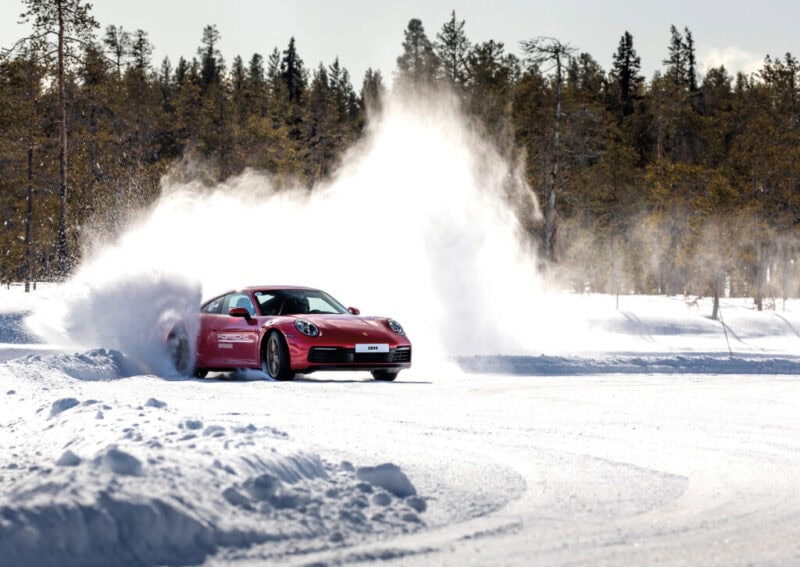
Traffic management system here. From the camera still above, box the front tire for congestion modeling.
[371,370,399,381]
[262,331,294,381]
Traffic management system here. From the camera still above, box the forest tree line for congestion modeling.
[2,2,800,310]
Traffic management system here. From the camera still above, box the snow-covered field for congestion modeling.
[3,286,800,566]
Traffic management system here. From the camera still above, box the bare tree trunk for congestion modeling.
[711,271,722,320]
[89,105,99,180]
[754,242,764,311]
[544,55,563,262]
[56,0,70,277]
[25,136,33,293]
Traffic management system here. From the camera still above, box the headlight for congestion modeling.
[387,319,405,336]
[294,319,320,337]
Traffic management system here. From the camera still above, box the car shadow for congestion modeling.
[201,371,430,384]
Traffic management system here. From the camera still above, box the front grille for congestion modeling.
[308,347,412,365]
[354,352,394,363]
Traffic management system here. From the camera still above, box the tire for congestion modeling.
[262,331,294,381]
[371,370,399,381]
[167,328,192,376]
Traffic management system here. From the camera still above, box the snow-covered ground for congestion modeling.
[2,286,800,566]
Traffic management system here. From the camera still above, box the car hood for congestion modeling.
[296,315,397,341]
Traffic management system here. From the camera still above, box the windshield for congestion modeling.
[254,289,349,316]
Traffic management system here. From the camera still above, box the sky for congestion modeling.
[1,0,798,87]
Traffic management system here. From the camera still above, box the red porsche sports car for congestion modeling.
[167,286,411,381]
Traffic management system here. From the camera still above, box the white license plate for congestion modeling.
[355,343,390,353]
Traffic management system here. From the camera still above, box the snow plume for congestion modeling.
[26,265,201,376]
[28,89,548,369]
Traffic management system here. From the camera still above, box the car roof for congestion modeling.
[242,285,317,293]
[203,286,319,301]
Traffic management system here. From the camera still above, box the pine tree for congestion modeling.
[306,63,337,180]
[130,29,152,75]
[663,25,698,92]
[231,54,245,116]
[435,10,470,88]
[103,24,130,80]
[0,49,47,289]
[566,52,605,101]
[395,19,439,89]
[266,47,281,92]
[246,53,267,116]
[664,25,686,87]
[465,40,518,144]
[16,0,99,277]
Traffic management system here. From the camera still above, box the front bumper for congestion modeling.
[295,345,412,373]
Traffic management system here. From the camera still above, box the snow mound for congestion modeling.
[0,450,427,566]
[356,463,417,498]
[9,349,164,381]
[0,362,428,566]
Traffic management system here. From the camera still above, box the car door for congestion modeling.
[197,296,225,367]
[213,293,260,367]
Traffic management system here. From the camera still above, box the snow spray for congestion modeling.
[27,89,555,373]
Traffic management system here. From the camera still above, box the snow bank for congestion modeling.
[459,353,800,376]
[0,353,427,566]
[10,349,143,381]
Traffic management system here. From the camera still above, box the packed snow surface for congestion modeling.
[2,286,800,565]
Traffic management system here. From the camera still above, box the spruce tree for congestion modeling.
[610,31,643,118]
[199,24,222,91]
[683,27,698,92]
[360,67,385,113]
[281,37,306,104]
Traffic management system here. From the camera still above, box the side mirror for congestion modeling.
[348,307,361,315]
[229,307,251,319]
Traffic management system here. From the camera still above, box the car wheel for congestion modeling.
[167,328,192,376]
[262,331,294,381]
[371,370,399,381]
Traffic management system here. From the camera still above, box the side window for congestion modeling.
[201,297,223,314]
[223,293,256,316]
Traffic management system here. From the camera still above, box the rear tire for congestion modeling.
[371,370,399,381]
[262,331,294,381]
[167,328,192,376]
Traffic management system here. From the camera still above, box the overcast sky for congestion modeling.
[2,1,798,86]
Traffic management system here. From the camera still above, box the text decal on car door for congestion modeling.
[218,333,256,344]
